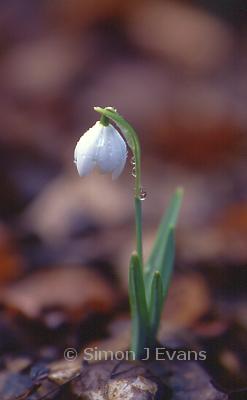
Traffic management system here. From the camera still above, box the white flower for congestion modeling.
[74,121,127,180]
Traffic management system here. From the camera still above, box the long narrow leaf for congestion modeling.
[145,225,175,303]
[149,271,163,342]
[129,253,149,359]
[160,225,175,298]
[146,187,183,274]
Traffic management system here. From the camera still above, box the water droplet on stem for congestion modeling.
[139,188,147,201]
[131,156,136,166]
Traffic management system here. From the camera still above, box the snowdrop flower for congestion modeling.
[74,121,127,180]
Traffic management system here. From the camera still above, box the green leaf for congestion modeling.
[146,187,183,273]
[145,225,175,304]
[144,188,183,305]
[159,225,175,298]
[129,253,150,359]
[149,271,163,341]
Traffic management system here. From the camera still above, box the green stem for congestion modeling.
[100,114,109,127]
[132,134,142,199]
[94,107,147,359]
[135,197,143,265]
[94,106,143,264]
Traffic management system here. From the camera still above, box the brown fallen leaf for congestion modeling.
[49,357,82,385]
[49,358,227,400]
[1,266,118,322]
[149,359,227,400]
[162,273,210,329]
[71,360,167,400]
[180,202,247,265]
[21,174,131,243]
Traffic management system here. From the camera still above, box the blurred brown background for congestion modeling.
[0,0,246,392]
[0,1,246,230]
[0,0,246,268]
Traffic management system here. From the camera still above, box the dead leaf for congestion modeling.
[162,273,210,329]
[1,266,118,322]
[72,360,167,400]
[149,360,227,400]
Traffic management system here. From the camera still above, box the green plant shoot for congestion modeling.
[78,106,183,359]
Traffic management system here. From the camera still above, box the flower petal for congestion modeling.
[74,121,127,179]
[97,125,127,177]
[96,125,115,173]
[111,128,128,179]
[74,122,103,176]
[76,155,96,177]
[112,160,127,179]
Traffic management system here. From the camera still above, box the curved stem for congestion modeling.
[94,106,143,265]
[94,107,142,197]
[100,114,109,127]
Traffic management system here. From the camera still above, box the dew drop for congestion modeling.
[139,188,147,201]
[131,156,136,166]
[132,167,136,178]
